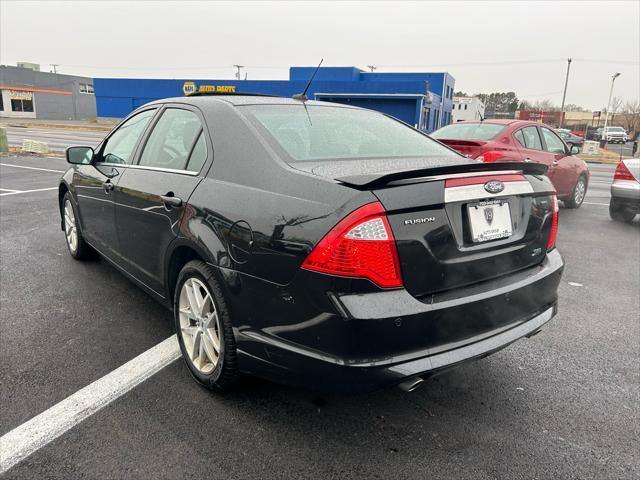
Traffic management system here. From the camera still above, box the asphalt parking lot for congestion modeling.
[0,155,638,479]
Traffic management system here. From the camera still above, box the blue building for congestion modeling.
[94,67,455,133]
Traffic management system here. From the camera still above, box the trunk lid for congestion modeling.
[295,159,555,298]
[437,139,487,158]
[373,170,555,297]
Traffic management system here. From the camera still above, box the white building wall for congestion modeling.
[452,96,485,122]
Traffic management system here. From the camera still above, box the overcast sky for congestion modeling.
[1,0,638,110]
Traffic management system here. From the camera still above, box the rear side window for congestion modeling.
[242,105,461,162]
[185,132,207,173]
[100,109,156,164]
[432,123,506,140]
[139,108,203,170]
[518,126,543,150]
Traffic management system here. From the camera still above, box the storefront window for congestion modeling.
[10,98,34,112]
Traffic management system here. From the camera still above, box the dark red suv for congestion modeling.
[432,120,590,208]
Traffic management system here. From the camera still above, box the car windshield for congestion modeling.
[607,127,624,132]
[431,122,507,140]
[241,104,461,162]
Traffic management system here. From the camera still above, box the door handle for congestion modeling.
[160,194,183,208]
[103,180,114,193]
[523,158,533,162]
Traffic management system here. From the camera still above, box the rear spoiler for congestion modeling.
[336,161,548,189]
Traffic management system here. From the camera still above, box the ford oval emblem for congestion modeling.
[484,180,505,194]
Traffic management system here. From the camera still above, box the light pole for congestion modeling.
[559,58,571,129]
[233,65,245,80]
[602,72,621,143]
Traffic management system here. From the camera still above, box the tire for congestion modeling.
[564,175,587,209]
[62,192,94,260]
[174,260,239,392]
[609,198,636,223]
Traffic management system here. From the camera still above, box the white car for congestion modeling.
[603,126,628,144]
[610,158,640,222]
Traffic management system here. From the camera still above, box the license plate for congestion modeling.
[468,200,512,243]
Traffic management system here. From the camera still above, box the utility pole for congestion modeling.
[558,58,571,129]
[233,65,245,80]
[50,64,59,74]
[602,72,621,143]
[366,65,377,72]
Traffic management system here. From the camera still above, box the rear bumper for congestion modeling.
[611,180,640,201]
[236,249,564,392]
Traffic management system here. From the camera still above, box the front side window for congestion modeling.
[243,105,462,163]
[139,108,203,170]
[541,127,566,154]
[99,109,156,164]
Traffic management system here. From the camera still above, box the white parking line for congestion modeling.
[0,163,65,173]
[0,187,58,196]
[0,335,180,473]
[583,202,609,206]
[0,188,21,193]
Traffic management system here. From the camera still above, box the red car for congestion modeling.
[432,120,590,208]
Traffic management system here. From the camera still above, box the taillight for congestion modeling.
[476,150,504,163]
[614,161,635,181]
[302,202,403,288]
[547,194,559,251]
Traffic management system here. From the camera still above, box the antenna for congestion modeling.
[366,65,377,72]
[50,64,59,74]
[292,59,323,102]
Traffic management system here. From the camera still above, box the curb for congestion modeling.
[0,122,114,133]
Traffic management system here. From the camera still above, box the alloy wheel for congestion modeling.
[178,277,221,374]
[64,199,78,253]
[574,178,586,205]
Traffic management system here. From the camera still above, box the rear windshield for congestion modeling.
[241,104,461,162]
[431,123,506,140]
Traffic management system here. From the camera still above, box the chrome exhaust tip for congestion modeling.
[397,377,424,392]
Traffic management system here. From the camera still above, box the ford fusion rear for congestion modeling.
[60,96,563,393]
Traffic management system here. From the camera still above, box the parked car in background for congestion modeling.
[59,95,563,393]
[610,158,640,223]
[556,130,585,149]
[432,120,590,208]
[602,126,628,144]
[586,126,601,141]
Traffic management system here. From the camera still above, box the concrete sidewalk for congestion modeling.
[0,118,118,132]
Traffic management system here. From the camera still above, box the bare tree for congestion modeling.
[610,96,624,123]
[619,100,640,138]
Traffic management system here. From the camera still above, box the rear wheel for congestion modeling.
[174,260,239,391]
[62,192,93,260]
[564,175,587,209]
[609,198,636,223]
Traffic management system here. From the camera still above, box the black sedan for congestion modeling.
[60,95,563,393]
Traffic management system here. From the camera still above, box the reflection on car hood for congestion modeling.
[290,156,474,180]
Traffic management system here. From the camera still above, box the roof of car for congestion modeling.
[449,119,524,125]
[149,94,357,108]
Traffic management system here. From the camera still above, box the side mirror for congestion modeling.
[66,146,94,165]
[569,144,581,155]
